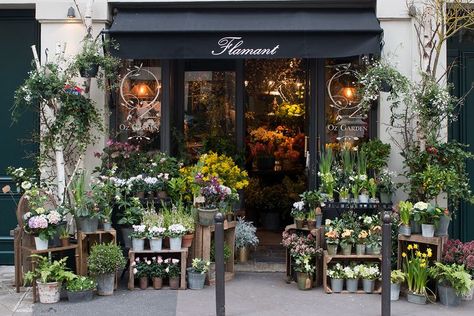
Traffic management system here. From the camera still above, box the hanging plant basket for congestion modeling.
[79,64,99,78]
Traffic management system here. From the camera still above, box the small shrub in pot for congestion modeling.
[187,258,210,290]
[66,276,95,303]
[235,218,259,263]
[88,243,126,296]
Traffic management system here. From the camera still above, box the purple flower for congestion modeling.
[28,215,48,229]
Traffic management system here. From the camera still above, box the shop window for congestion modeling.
[324,57,370,151]
[183,70,236,162]
[113,59,162,150]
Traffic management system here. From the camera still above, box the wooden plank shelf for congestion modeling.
[128,248,188,290]
[77,229,117,276]
[397,234,448,269]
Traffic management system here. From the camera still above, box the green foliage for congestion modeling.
[398,201,413,226]
[299,190,323,209]
[117,197,144,226]
[429,262,473,296]
[391,270,405,284]
[24,255,76,285]
[87,243,126,275]
[360,139,391,173]
[191,258,211,274]
[66,276,96,292]
[210,241,232,263]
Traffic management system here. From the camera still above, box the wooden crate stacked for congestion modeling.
[397,234,448,269]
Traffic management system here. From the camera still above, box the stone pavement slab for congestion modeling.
[0,266,32,316]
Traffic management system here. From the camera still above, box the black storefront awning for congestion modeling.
[106,8,382,59]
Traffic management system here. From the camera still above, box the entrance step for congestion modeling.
[235,261,285,273]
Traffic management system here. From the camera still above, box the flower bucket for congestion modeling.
[346,279,358,292]
[169,277,180,290]
[399,225,411,237]
[198,208,218,226]
[295,219,304,229]
[327,244,338,256]
[435,215,450,236]
[407,292,427,305]
[366,245,381,255]
[330,278,344,293]
[37,281,60,304]
[239,247,249,263]
[307,220,317,230]
[363,279,375,293]
[150,238,163,251]
[77,217,99,233]
[438,283,461,307]
[139,277,148,290]
[358,194,369,204]
[356,244,366,255]
[421,224,435,238]
[391,283,400,301]
[296,272,313,290]
[410,220,421,234]
[102,222,112,231]
[462,284,474,301]
[67,289,93,303]
[132,238,145,251]
[120,227,133,248]
[182,234,194,248]
[316,214,323,228]
[341,244,352,255]
[379,192,392,204]
[170,237,182,250]
[153,277,163,290]
[34,237,49,251]
[96,273,115,296]
[187,268,206,290]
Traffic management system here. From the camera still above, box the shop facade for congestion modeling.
[1,0,473,264]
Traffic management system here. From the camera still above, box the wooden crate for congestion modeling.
[322,250,382,294]
[128,248,188,290]
[77,229,117,276]
[397,234,448,269]
[193,220,236,285]
[285,224,324,286]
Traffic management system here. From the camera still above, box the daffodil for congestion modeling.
[407,244,413,250]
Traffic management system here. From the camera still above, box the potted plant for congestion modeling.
[71,173,99,233]
[23,255,76,304]
[196,176,231,226]
[343,265,359,293]
[366,226,382,255]
[340,229,355,255]
[325,229,339,255]
[58,226,70,247]
[359,264,380,293]
[168,223,186,250]
[368,178,378,203]
[306,210,317,230]
[117,197,145,248]
[165,258,181,290]
[442,239,474,300]
[87,242,126,296]
[338,187,350,203]
[398,201,413,236]
[91,176,116,231]
[209,242,232,280]
[132,257,150,290]
[177,205,196,248]
[350,182,360,204]
[356,230,368,255]
[416,202,442,237]
[130,224,147,251]
[300,190,323,227]
[402,243,432,304]
[377,169,395,204]
[327,263,345,293]
[66,276,95,303]
[224,190,239,222]
[390,269,405,301]
[187,258,210,290]
[149,256,166,289]
[148,226,166,251]
[429,262,473,306]
[435,208,452,236]
[319,149,335,201]
[235,218,259,263]
[291,201,306,229]
[294,253,315,291]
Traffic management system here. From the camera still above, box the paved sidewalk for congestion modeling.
[2,266,474,316]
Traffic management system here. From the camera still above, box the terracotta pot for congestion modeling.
[152,277,163,290]
[295,219,304,229]
[307,220,317,230]
[169,277,180,290]
[60,238,70,247]
[182,233,194,248]
[139,277,148,290]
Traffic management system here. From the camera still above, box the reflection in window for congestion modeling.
[325,58,369,151]
[184,71,236,161]
[115,60,162,150]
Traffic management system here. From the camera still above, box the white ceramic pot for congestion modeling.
[34,237,49,251]
[421,224,435,238]
[37,281,60,304]
[170,237,182,250]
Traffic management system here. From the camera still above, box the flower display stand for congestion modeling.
[397,234,448,269]
[128,248,188,290]
[77,229,117,276]
[193,220,236,285]
[322,250,382,294]
[284,224,324,287]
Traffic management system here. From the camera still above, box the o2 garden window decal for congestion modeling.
[326,63,366,142]
[119,64,161,141]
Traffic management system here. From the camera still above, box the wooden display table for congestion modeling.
[193,221,236,285]
[322,250,382,294]
[21,244,80,302]
[77,229,117,276]
[284,224,324,286]
[397,234,448,269]
[128,248,188,290]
